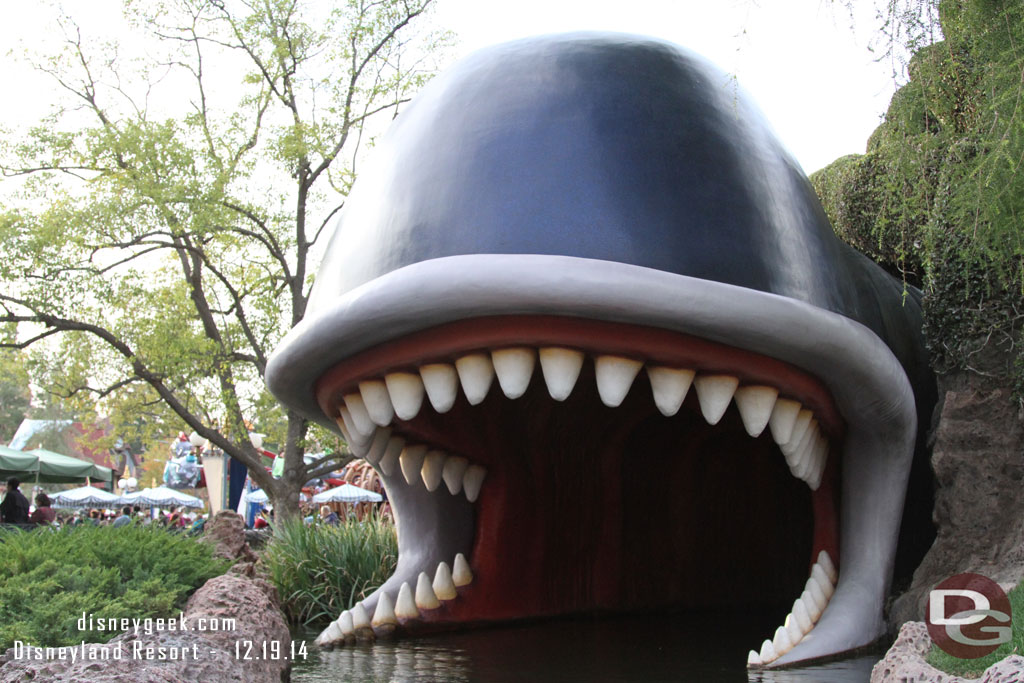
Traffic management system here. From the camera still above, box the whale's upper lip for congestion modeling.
[267,253,918,665]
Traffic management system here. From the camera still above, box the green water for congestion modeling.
[290,614,879,682]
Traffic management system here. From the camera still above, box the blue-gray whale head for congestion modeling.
[266,33,935,667]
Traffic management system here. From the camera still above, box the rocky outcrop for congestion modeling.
[871,621,1024,683]
[0,512,292,683]
[890,358,1024,627]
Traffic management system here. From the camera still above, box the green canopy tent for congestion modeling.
[0,446,113,485]
[28,449,113,484]
[0,444,40,480]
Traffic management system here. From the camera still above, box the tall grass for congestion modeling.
[261,515,398,628]
[0,524,229,649]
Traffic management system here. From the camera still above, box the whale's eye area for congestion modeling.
[315,316,842,662]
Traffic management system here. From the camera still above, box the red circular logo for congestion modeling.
[926,573,1012,659]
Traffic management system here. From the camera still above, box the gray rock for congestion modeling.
[871,622,1024,683]
[891,359,1024,628]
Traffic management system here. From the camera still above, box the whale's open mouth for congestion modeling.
[271,255,920,667]
[314,316,844,665]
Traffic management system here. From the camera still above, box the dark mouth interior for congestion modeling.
[316,316,841,625]
[401,365,815,615]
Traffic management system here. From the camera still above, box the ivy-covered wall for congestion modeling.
[811,0,1023,396]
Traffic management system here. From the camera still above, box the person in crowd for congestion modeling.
[320,505,340,525]
[0,478,31,525]
[87,508,102,525]
[29,492,56,525]
[112,505,132,527]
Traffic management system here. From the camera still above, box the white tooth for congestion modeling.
[452,553,473,587]
[786,421,816,471]
[385,372,426,421]
[802,589,822,622]
[400,444,428,485]
[747,650,761,667]
[491,347,536,399]
[359,380,394,427]
[812,563,835,599]
[785,615,803,646]
[773,625,794,655]
[364,427,391,464]
[455,353,495,405]
[793,598,813,634]
[818,550,838,584]
[421,450,447,491]
[539,347,584,401]
[420,363,459,413]
[733,385,779,437]
[351,603,371,631]
[793,424,819,481]
[769,398,802,445]
[759,639,777,663]
[462,464,486,503]
[595,355,643,407]
[415,571,440,609]
[812,438,829,485]
[693,374,739,425]
[646,366,694,416]
[782,409,813,454]
[433,561,457,600]
[379,436,404,476]
[339,610,354,636]
[395,582,419,620]
[806,578,827,614]
[344,393,375,435]
[337,408,371,455]
[371,592,397,627]
[322,620,342,644]
[442,456,469,495]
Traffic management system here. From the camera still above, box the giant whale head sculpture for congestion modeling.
[266,33,935,667]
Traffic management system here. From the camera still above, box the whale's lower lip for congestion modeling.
[266,254,919,666]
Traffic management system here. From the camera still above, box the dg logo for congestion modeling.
[927,573,1013,659]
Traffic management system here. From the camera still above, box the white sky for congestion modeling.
[0,0,901,174]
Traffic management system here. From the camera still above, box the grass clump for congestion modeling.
[262,515,397,628]
[926,582,1024,677]
[0,524,230,650]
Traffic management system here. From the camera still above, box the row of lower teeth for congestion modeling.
[334,417,488,503]
[316,553,474,646]
[747,550,839,667]
[335,346,831,490]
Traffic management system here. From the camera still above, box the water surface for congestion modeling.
[292,614,879,682]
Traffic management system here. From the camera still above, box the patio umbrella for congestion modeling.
[50,485,123,509]
[122,486,204,509]
[246,488,269,504]
[312,483,382,504]
[28,449,113,483]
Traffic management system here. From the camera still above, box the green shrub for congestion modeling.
[926,581,1024,676]
[0,524,230,649]
[262,515,397,628]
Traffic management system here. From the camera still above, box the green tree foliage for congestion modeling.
[0,0,452,513]
[0,524,229,649]
[0,326,31,444]
[812,0,1024,391]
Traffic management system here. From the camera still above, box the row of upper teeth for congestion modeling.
[747,551,839,667]
[315,553,474,646]
[335,347,831,490]
[334,418,488,503]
